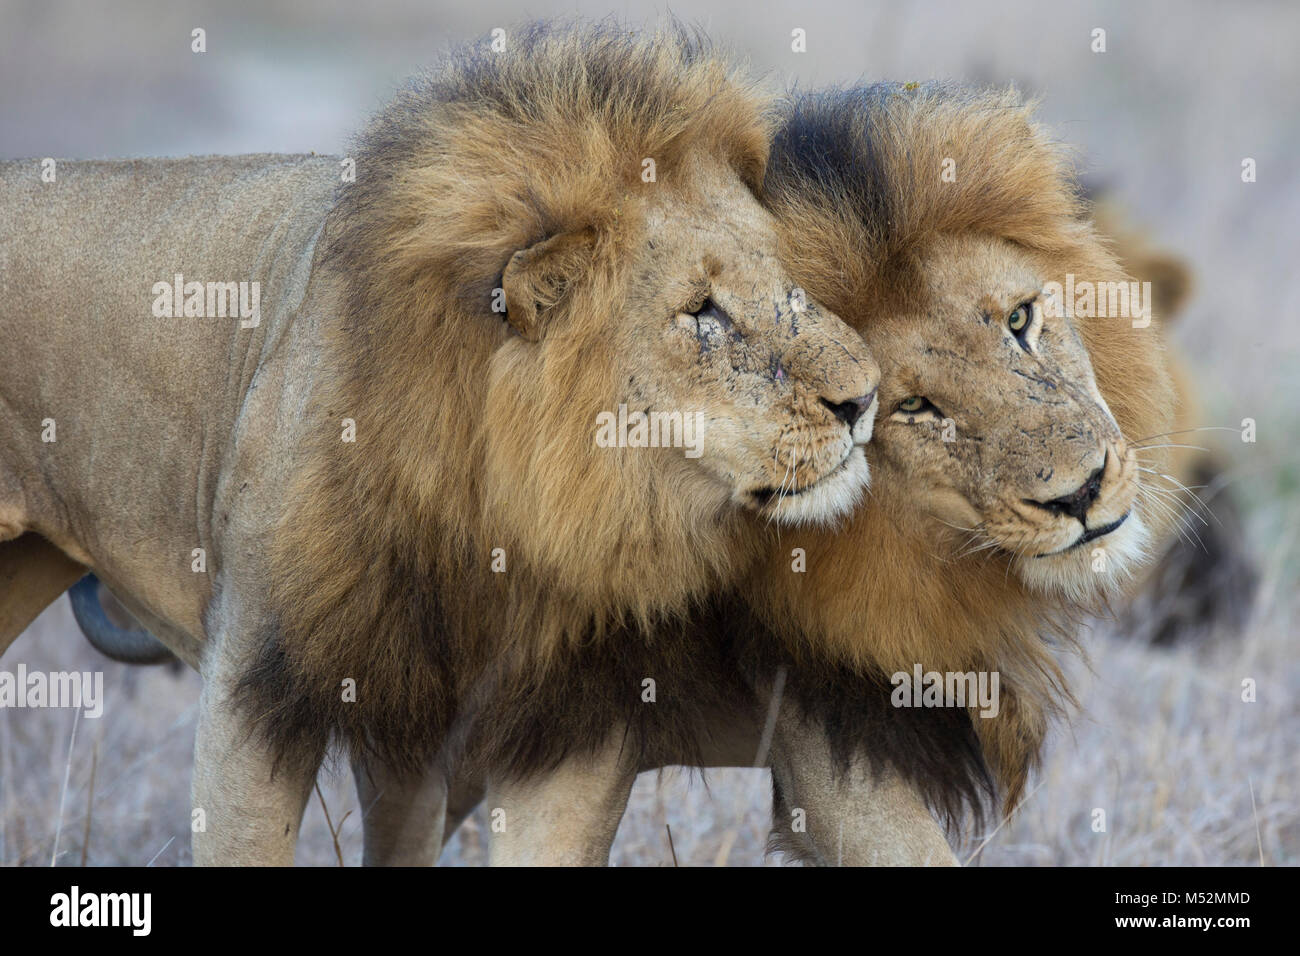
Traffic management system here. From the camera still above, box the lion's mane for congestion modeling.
[237,22,775,777]
[743,83,1176,825]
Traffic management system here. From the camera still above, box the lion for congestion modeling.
[699,83,1182,864]
[72,205,1235,867]
[24,78,1208,869]
[415,82,1180,867]
[0,22,882,865]
[692,84,1180,864]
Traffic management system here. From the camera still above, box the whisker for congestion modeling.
[775,445,799,519]
[1132,442,1212,454]
[1137,478,1210,527]
[1137,486,1206,549]
[956,539,1000,560]
[1130,425,1242,446]
[1150,472,1219,527]
[934,517,981,534]
[764,443,798,528]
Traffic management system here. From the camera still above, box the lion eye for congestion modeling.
[1007,302,1032,334]
[896,396,942,417]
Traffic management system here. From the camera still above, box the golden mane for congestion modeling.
[753,83,1177,815]
[237,22,777,775]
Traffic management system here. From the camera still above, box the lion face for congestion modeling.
[867,234,1148,599]
[501,161,880,528]
[631,166,881,524]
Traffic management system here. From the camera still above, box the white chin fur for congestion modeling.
[851,394,878,445]
[769,445,870,527]
[1014,509,1151,603]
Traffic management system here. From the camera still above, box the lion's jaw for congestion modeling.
[868,234,1156,604]
[985,438,1151,600]
[1014,504,1150,602]
[745,397,876,527]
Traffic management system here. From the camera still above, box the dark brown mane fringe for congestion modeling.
[764,82,1091,318]
[720,600,998,833]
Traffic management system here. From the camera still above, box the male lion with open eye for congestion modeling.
[0,22,879,865]
[711,83,1178,864]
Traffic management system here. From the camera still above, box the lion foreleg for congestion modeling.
[191,620,323,866]
[352,756,448,866]
[767,707,957,866]
[484,731,636,866]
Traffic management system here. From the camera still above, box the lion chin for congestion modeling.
[760,444,871,527]
[1014,509,1151,604]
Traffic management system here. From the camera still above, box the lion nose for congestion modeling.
[820,387,877,428]
[1028,461,1106,523]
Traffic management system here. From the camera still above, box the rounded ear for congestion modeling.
[501,228,598,341]
[1136,251,1194,325]
[1093,199,1195,326]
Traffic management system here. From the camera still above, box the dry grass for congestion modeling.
[4,553,1293,867]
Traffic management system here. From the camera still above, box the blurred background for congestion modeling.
[1,0,1296,865]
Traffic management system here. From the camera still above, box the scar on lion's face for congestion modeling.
[594,161,882,528]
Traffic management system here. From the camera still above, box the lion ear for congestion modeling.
[501,228,598,341]
[1138,251,1194,326]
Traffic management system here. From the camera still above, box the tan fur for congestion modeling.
[767,708,958,865]
[1,148,344,862]
[485,727,640,866]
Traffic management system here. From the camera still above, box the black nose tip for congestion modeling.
[820,388,877,428]
[1029,464,1106,523]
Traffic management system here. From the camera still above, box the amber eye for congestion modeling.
[1008,302,1032,333]
[894,396,944,420]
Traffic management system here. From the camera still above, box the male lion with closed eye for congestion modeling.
[0,23,881,865]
